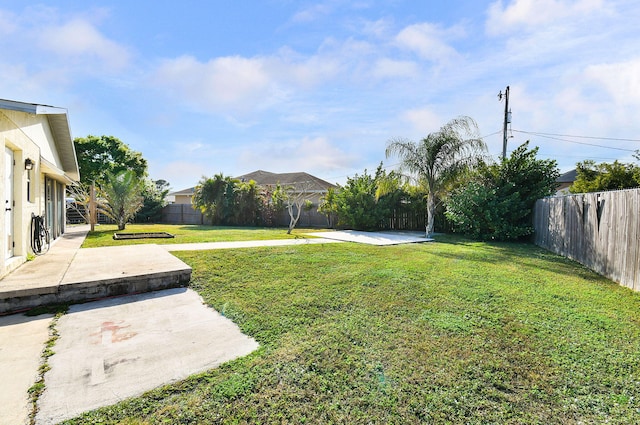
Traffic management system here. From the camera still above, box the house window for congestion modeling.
[26,168,32,202]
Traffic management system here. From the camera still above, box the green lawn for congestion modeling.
[66,235,640,424]
[81,224,325,248]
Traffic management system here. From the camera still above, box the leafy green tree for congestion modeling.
[445,142,559,241]
[74,135,147,185]
[335,165,401,231]
[192,174,264,226]
[445,180,537,240]
[569,160,640,193]
[318,187,339,228]
[134,179,170,223]
[335,170,379,230]
[260,184,285,227]
[101,170,144,230]
[385,116,487,237]
[222,180,237,224]
[302,199,314,226]
[192,173,237,225]
[234,180,262,226]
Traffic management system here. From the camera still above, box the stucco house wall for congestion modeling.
[0,99,79,277]
[165,186,195,205]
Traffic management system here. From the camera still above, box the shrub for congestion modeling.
[445,142,559,240]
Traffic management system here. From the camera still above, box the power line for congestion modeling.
[481,130,502,139]
[513,130,637,152]
[513,130,640,143]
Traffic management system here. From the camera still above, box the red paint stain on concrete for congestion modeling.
[90,321,137,344]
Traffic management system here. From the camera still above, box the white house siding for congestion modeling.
[0,105,78,277]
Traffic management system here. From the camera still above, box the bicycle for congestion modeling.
[31,214,50,255]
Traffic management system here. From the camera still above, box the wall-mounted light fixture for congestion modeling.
[25,158,34,170]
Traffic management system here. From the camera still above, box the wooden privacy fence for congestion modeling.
[161,204,437,231]
[160,203,329,227]
[383,209,425,231]
[533,188,640,291]
[161,204,206,225]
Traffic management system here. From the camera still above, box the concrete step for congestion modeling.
[0,241,191,314]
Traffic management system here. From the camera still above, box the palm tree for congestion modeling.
[192,173,236,224]
[385,116,487,237]
[318,187,338,228]
[101,170,144,230]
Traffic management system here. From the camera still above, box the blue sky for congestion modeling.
[1,0,639,191]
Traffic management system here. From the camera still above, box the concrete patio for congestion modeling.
[0,225,192,315]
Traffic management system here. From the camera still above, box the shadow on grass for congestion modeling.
[431,233,609,284]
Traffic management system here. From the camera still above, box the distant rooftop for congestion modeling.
[236,170,336,191]
[169,170,336,196]
[557,169,577,183]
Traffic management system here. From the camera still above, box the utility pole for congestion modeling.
[498,86,510,160]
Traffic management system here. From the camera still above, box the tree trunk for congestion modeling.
[90,183,97,232]
[286,202,302,234]
[426,193,435,238]
[118,206,126,230]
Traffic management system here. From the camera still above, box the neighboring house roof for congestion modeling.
[171,171,337,197]
[555,169,577,195]
[236,170,336,192]
[168,187,196,197]
[0,98,80,182]
[557,169,577,184]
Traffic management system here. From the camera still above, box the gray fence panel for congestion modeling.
[161,204,205,225]
[534,188,640,291]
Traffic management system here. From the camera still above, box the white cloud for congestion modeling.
[584,58,640,106]
[154,55,275,115]
[153,44,351,118]
[401,107,443,135]
[38,18,131,71]
[0,7,132,97]
[239,137,358,173]
[0,10,17,35]
[486,0,605,36]
[272,47,342,88]
[372,58,419,79]
[184,141,206,153]
[359,18,393,39]
[395,23,462,63]
[291,3,333,23]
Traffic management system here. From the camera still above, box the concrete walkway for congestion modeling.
[164,237,343,251]
[0,312,53,425]
[304,230,433,245]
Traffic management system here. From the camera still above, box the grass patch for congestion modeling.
[81,224,326,248]
[65,235,640,424]
[29,307,68,424]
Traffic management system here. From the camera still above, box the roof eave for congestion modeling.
[45,114,80,182]
[0,99,80,182]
